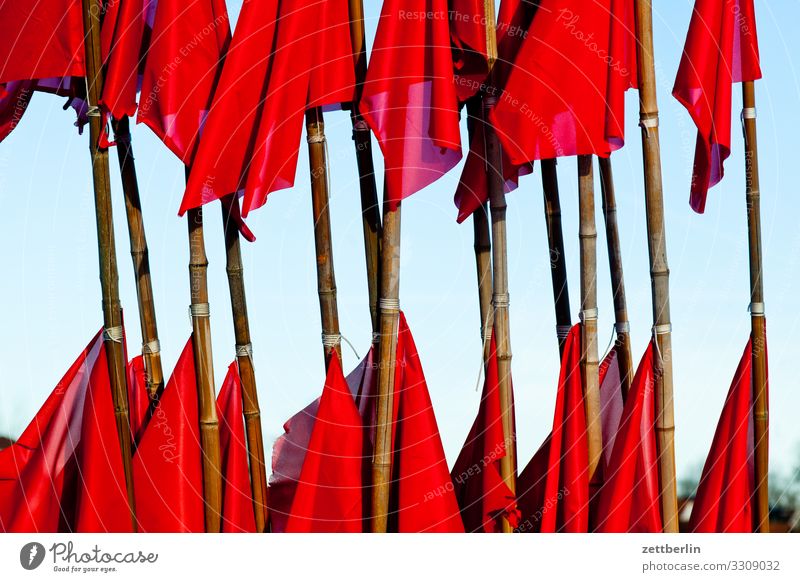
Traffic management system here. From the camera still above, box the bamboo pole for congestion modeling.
[577,155,602,484]
[633,0,679,532]
[306,107,343,365]
[742,81,769,532]
[111,116,165,399]
[186,204,222,532]
[347,0,382,335]
[483,0,516,533]
[541,159,572,357]
[598,156,634,399]
[371,196,401,533]
[80,0,136,530]
[220,195,269,532]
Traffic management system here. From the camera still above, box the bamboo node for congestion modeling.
[579,308,598,322]
[236,343,254,359]
[556,325,571,339]
[142,339,161,355]
[749,302,766,316]
[492,293,510,309]
[189,302,211,318]
[753,412,768,420]
[379,298,400,313]
[103,326,124,343]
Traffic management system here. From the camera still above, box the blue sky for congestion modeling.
[1,0,798,484]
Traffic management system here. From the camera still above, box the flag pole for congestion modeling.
[577,155,602,483]
[483,0,516,533]
[111,116,165,399]
[741,80,769,532]
[598,156,634,399]
[633,0,679,532]
[306,107,343,365]
[348,0,382,335]
[80,0,136,530]
[541,159,572,357]
[220,195,269,532]
[186,203,223,532]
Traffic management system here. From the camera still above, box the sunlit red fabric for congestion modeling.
[690,335,767,532]
[127,355,149,443]
[0,331,132,532]
[180,0,354,216]
[673,0,762,213]
[0,81,34,142]
[360,0,462,210]
[450,0,489,102]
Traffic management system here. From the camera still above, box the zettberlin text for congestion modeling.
[641,544,701,554]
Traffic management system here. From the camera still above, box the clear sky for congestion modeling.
[1,0,798,486]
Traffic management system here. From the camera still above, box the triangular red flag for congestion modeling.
[595,341,662,532]
[598,347,625,471]
[690,335,767,532]
[181,0,354,216]
[451,335,518,532]
[0,331,132,532]
[360,0,462,210]
[138,0,230,163]
[127,355,150,444]
[673,0,762,213]
[132,337,205,532]
[285,356,364,533]
[217,362,257,533]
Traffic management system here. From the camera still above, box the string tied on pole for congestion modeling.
[189,302,210,319]
[379,298,400,313]
[142,339,161,355]
[492,293,510,309]
[579,307,598,322]
[749,302,766,316]
[741,106,757,137]
[103,326,124,343]
[639,112,659,137]
[236,343,253,359]
[615,321,630,334]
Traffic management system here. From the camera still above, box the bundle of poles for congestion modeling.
[76,0,768,534]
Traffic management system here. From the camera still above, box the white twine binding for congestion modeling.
[749,302,766,316]
[492,293,510,309]
[741,107,757,137]
[86,105,101,118]
[579,308,598,322]
[142,339,160,355]
[189,303,210,318]
[651,323,672,372]
[615,321,631,334]
[639,115,659,137]
[379,298,400,313]
[236,343,253,359]
[103,326,124,343]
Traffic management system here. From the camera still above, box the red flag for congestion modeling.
[595,341,662,532]
[0,81,34,142]
[285,356,364,533]
[217,362,257,533]
[0,331,132,532]
[690,336,767,532]
[673,0,761,213]
[490,0,637,165]
[127,355,150,443]
[360,0,462,210]
[451,335,518,532]
[132,337,205,532]
[138,0,230,163]
[598,347,624,470]
[450,0,489,102]
[389,313,464,532]
[180,0,354,216]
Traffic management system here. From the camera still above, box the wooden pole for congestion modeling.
[742,81,769,532]
[186,204,222,532]
[598,156,634,399]
[306,107,343,365]
[111,116,165,399]
[633,0,679,532]
[541,159,572,357]
[483,0,516,533]
[371,195,401,533]
[577,155,602,484]
[80,0,136,530]
[220,195,269,532]
[347,0,382,335]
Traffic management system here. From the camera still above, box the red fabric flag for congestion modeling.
[0,331,132,532]
[451,335,518,532]
[450,0,489,102]
[690,336,767,532]
[284,356,364,533]
[127,355,150,443]
[599,347,624,470]
[0,81,34,142]
[132,337,205,532]
[138,0,230,163]
[0,1,85,85]
[490,0,637,165]
[180,0,354,216]
[595,341,662,532]
[360,0,462,210]
[673,0,761,213]
[389,313,464,532]
[217,362,257,533]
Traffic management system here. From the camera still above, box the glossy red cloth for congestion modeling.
[490,0,637,165]
[127,355,149,443]
[360,0,462,210]
[450,0,489,102]
[451,335,518,532]
[284,356,364,533]
[132,337,204,532]
[673,0,761,213]
[0,331,132,532]
[690,336,766,532]
[389,313,464,532]
[0,81,34,142]
[217,362,257,533]
[595,341,662,532]
[180,0,354,216]
[0,1,85,85]
[598,347,624,471]
[138,0,230,163]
